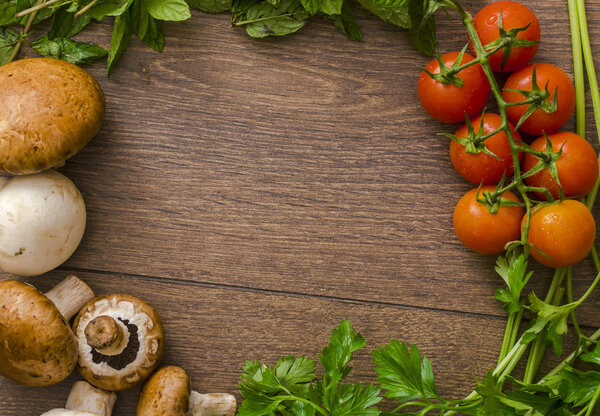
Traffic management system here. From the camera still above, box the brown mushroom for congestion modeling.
[136,366,237,416]
[0,275,95,386]
[0,57,105,175]
[41,380,117,416]
[73,294,165,391]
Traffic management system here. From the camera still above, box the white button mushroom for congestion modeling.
[40,380,117,416]
[73,294,165,391]
[0,275,95,386]
[0,170,86,276]
[136,366,237,416]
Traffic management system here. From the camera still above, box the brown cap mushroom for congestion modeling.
[0,57,105,175]
[73,294,165,391]
[41,380,117,416]
[0,275,95,386]
[136,366,237,416]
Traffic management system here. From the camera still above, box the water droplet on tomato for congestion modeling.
[487,14,498,25]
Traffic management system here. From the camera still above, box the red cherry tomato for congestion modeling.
[502,63,575,136]
[522,131,599,200]
[453,186,524,255]
[471,1,540,72]
[418,51,491,124]
[450,113,523,185]
[525,200,596,268]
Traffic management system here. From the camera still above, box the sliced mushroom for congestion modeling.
[0,275,94,386]
[0,170,86,276]
[73,294,165,391]
[40,380,117,416]
[136,366,237,416]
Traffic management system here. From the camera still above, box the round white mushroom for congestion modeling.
[40,380,117,416]
[0,170,86,276]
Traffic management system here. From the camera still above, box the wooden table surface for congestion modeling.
[2,1,600,414]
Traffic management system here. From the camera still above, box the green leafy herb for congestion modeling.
[408,0,436,56]
[354,0,410,29]
[237,0,308,38]
[494,254,533,314]
[48,8,93,39]
[188,0,232,13]
[107,11,132,76]
[0,28,19,65]
[327,0,362,41]
[238,320,381,416]
[0,1,16,25]
[30,36,108,64]
[144,0,191,21]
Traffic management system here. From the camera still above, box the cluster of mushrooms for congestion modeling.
[0,59,237,415]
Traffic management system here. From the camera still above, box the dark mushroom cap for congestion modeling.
[137,366,192,416]
[73,294,165,391]
[0,280,78,386]
[0,58,105,175]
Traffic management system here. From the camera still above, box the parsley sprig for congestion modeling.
[238,320,382,416]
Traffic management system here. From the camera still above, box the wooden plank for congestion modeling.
[10,0,593,321]
[0,271,507,415]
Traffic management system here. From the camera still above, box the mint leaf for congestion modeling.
[327,0,361,40]
[188,0,232,13]
[319,0,341,15]
[107,11,132,76]
[48,8,92,39]
[83,0,134,19]
[299,0,322,14]
[30,36,107,64]
[242,0,308,38]
[0,1,16,25]
[408,0,436,56]
[144,0,191,21]
[355,0,410,29]
[373,339,438,402]
[0,28,19,66]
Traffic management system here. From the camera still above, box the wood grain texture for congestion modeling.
[1,0,600,414]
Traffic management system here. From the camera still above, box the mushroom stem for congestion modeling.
[84,315,130,356]
[190,391,237,416]
[45,275,95,321]
[65,381,117,416]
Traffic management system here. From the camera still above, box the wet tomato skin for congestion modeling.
[522,131,599,200]
[525,200,596,268]
[502,63,575,136]
[471,1,540,72]
[418,51,491,124]
[453,186,524,255]
[450,113,523,185]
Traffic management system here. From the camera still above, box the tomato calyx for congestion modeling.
[444,112,502,159]
[476,180,523,215]
[504,66,558,130]
[521,133,566,200]
[481,11,540,71]
[421,46,469,87]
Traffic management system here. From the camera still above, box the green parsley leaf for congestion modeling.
[580,342,600,366]
[320,319,366,378]
[187,0,232,13]
[0,27,19,66]
[30,36,107,64]
[494,254,533,314]
[522,293,576,354]
[557,368,600,408]
[144,0,191,21]
[373,339,438,402]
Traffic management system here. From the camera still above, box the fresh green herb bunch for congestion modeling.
[0,0,440,75]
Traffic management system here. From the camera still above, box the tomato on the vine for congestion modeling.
[450,113,522,185]
[502,63,575,136]
[471,1,540,73]
[522,131,599,200]
[453,186,524,255]
[418,51,491,124]
[525,200,595,268]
